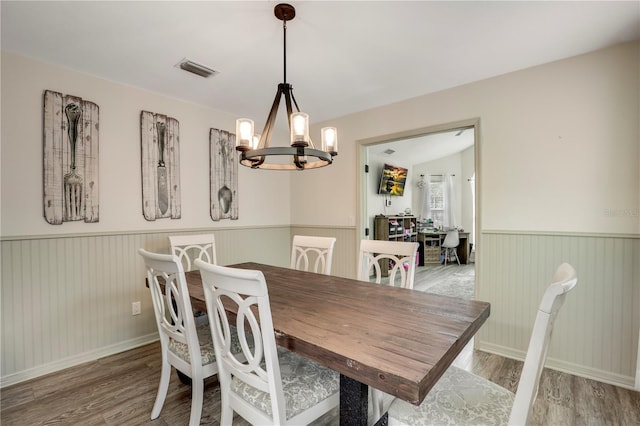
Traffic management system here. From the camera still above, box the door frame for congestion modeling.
[356,117,482,275]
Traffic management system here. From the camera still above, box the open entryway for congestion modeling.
[357,119,479,299]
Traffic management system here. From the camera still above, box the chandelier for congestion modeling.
[235,3,337,170]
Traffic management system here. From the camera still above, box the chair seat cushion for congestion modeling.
[230,347,339,420]
[169,324,242,366]
[388,366,514,426]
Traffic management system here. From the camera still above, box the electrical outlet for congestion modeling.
[132,301,141,316]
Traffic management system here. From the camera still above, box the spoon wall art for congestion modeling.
[210,128,238,221]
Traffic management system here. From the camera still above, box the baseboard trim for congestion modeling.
[0,333,159,388]
[477,341,636,390]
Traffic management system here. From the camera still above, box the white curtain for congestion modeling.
[443,173,457,229]
[419,174,431,221]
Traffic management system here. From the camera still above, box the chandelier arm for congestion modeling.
[283,85,294,129]
[290,89,301,114]
[260,84,285,149]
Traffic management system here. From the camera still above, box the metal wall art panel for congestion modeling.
[43,90,100,224]
[210,128,238,221]
[141,111,181,220]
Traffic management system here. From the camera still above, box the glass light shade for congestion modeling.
[290,112,309,147]
[321,127,338,155]
[236,118,254,151]
[252,134,260,150]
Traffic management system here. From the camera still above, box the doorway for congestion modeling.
[357,119,480,298]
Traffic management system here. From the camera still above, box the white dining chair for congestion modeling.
[386,263,578,426]
[196,259,340,425]
[169,233,218,325]
[358,239,419,289]
[169,233,217,272]
[140,248,234,426]
[357,239,419,423]
[441,229,460,265]
[290,235,336,275]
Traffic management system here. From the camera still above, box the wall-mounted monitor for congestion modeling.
[378,163,407,196]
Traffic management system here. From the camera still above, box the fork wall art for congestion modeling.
[210,128,238,221]
[140,111,181,221]
[43,90,100,224]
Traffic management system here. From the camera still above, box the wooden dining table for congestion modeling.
[182,262,490,426]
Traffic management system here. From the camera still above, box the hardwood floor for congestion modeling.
[2,341,638,425]
[2,265,638,425]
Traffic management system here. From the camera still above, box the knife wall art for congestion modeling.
[43,90,100,224]
[140,111,181,220]
[210,128,238,221]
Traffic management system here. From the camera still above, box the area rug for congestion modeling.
[418,267,475,300]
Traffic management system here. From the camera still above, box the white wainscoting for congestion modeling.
[477,231,640,389]
[1,226,291,387]
[3,227,637,390]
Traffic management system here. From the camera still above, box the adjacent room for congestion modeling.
[364,127,476,299]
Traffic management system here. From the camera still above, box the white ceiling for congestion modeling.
[369,127,475,166]
[2,1,638,128]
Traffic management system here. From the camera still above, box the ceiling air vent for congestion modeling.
[383,148,396,155]
[177,59,218,78]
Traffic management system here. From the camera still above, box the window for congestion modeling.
[429,176,444,227]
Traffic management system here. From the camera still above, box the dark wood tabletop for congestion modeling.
[184,262,490,420]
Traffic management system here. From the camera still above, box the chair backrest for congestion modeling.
[169,234,217,271]
[509,262,578,425]
[357,239,419,289]
[441,229,460,248]
[290,235,336,275]
[196,259,287,424]
[139,249,201,366]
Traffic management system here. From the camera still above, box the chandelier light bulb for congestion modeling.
[290,112,309,147]
[321,127,338,155]
[235,118,254,151]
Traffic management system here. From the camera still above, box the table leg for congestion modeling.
[340,374,368,426]
[375,413,389,426]
[339,374,389,426]
[177,370,192,385]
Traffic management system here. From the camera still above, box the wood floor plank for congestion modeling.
[0,382,34,411]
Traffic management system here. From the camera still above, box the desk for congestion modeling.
[182,262,490,425]
[418,231,470,264]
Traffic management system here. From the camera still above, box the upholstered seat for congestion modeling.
[230,347,339,420]
[168,324,243,366]
[387,263,578,426]
[388,366,513,425]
